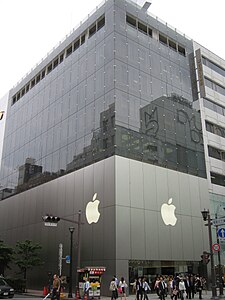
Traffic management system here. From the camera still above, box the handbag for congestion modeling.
[118,287,123,294]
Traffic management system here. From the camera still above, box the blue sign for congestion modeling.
[218,228,225,238]
[65,255,70,264]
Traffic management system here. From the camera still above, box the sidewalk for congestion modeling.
[22,290,215,300]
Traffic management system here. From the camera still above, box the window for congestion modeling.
[202,56,225,77]
[53,58,59,69]
[21,88,25,96]
[47,63,52,74]
[31,79,35,88]
[97,16,105,31]
[41,69,46,79]
[203,98,215,111]
[205,78,213,89]
[203,98,225,116]
[36,74,40,83]
[74,39,80,51]
[16,92,20,100]
[126,15,136,28]
[215,126,225,138]
[211,172,225,187]
[205,77,225,97]
[178,45,186,56]
[25,84,30,93]
[205,121,214,133]
[59,53,64,63]
[169,39,176,51]
[138,21,147,35]
[205,120,225,138]
[208,145,221,160]
[148,27,152,37]
[89,23,96,38]
[159,34,167,45]
[81,34,85,45]
[12,96,16,104]
[66,45,72,57]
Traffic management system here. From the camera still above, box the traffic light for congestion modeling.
[201,251,210,264]
[42,214,60,226]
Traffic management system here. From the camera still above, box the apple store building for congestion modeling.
[0,0,210,293]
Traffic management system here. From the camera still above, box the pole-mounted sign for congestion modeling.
[212,243,220,252]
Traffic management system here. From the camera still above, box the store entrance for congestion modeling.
[129,260,198,293]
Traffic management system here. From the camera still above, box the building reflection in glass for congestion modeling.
[0,94,206,200]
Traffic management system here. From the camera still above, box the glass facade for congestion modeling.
[0,0,206,199]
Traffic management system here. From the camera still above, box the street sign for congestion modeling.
[65,255,70,264]
[212,243,220,252]
[218,228,225,239]
[44,222,58,227]
[212,218,225,226]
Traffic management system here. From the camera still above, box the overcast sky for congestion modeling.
[0,0,224,99]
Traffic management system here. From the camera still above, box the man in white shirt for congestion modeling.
[83,277,91,300]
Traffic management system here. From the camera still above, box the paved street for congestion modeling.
[13,291,214,300]
[14,296,40,299]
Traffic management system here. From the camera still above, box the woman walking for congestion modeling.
[119,277,128,300]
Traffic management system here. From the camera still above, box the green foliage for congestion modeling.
[14,240,43,280]
[0,240,13,275]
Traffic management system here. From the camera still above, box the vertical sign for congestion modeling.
[58,243,63,276]
[196,49,206,98]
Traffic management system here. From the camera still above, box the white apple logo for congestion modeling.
[161,198,177,226]
[85,193,100,224]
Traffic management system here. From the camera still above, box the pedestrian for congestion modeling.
[83,277,91,300]
[143,277,151,300]
[168,276,173,298]
[154,277,160,297]
[136,277,143,300]
[114,275,119,286]
[194,277,203,299]
[159,277,166,300]
[51,274,60,300]
[164,276,168,297]
[119,277,128,300]
[178,278,186,300]
[132,278,137,295]
[171,285,179,300]
[184,275,192,299]
[114,275,119,299]
[190,275,195,298]
[110,277,118,300]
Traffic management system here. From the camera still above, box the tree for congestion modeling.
[14,240,43,281]
[0,240,13,276]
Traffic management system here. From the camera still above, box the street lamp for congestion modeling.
[68,227,75,298]
[201,209,217,299]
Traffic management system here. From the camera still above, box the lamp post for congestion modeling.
[215,213,224,298]
[68,227,75,298]
[201,209,217,299]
